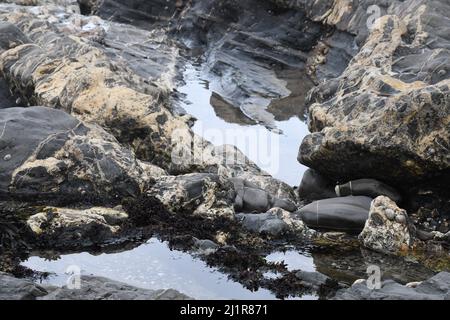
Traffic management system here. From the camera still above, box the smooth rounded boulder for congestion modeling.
[232,178,297,213]
[299,196,373,233]
[298,169,336,201]
[336,179,402,204]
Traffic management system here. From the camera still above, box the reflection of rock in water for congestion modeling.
[210,92,257,126]
[267,68,315,122]
[312,248,435,286]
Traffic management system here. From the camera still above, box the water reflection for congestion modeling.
[22,238,277,300]
[179,65,310,186]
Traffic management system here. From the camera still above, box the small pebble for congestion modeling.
[406,282,421,288]
[385,208,396,221]
[3,154,11,161]
[395,214,407,225]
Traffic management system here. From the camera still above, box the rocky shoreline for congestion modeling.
[0,0,449,300]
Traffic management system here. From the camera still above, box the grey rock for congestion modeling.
[385,209,396,221]
[298,169,336,201]
[0,21,30,51]
[232,178,297,213]
[298,1,450,200]
[40,275,191,300]
[192,238,219,253]
[334,272,450,300]
[299,196,372,233]
[295,271,333,290]
[0,272,48,300]
[336,179,402,204]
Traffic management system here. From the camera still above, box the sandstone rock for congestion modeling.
[333,272,450,300]
[359,196,415,255]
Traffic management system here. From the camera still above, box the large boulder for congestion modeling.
[0,106,163,204]
[298,169,336,201]
[298,1,450,202]
[0,272,191,300]
[359,196,415,255]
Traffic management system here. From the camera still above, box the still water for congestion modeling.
[179,65,310,186]
[23,238,318,300]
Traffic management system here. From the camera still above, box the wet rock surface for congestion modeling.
[0,272,48,300]
[236,208,313,237]
[299,196,372,233]
[298,0,450,207]
[334,272,450,300]
[0,272,191,300]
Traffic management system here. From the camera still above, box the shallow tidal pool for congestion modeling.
[22,238,318,300]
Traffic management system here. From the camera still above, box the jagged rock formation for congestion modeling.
[236,207,313,237]
[0,0,448,301]
[298,0,450,210]
[94,0,334,130]
[0,1,302,252]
